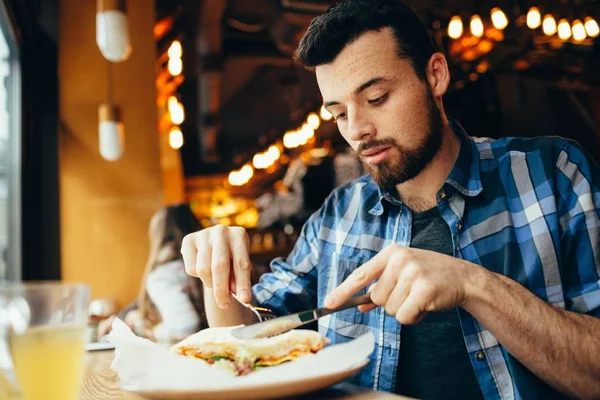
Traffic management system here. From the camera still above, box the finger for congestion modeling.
[395,292,426,325]
[211,226,232,308]
[383,281,410,317]
[229,227,252,303]
[358,303,377,313]
[358,283,378,312]
[324,247,394,308]
[370,266,398,307]
[196,234,212,288]
[181,233,199,277]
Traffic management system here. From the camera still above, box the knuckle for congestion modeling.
[213,257,230,271]
[390,249,410,265]
[212,224,227,235]
[237,258,252,272]
[403,262,421,279]
[351,268,368,284]
[196,265,211,280]
[230,226,246,236]
[417,280,436,297]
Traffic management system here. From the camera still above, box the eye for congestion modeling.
[368,93,388,105]
[333,112,347,122]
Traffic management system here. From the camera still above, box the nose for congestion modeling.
[346,106,376,143]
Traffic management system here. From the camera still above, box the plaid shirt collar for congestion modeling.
[368,118,484,216]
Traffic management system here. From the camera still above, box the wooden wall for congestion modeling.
[58,0,163,308]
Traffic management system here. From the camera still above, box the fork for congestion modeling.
[230,291,276,322]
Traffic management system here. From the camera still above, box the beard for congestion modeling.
[358,87,444,189]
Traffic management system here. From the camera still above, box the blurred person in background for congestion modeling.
[98,204,207,342]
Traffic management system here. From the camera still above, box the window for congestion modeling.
[0,1,21,281]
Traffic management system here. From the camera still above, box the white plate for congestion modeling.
[128,358,369,400]
[85,341,116,351]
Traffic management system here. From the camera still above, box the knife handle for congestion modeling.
[331,292,373,311]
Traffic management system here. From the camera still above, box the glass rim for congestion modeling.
[0,280,90,293]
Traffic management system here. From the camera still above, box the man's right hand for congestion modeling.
[181,224,253,309]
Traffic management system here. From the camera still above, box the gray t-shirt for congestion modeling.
[395,206,484,399]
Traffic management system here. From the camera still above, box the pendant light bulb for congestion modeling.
[96,0,132,62]
[98,103,125,161]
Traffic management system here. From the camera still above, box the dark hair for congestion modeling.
[295,0,437,81]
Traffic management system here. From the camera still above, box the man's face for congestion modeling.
[315,28,444,188]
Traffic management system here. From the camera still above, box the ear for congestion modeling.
[426,53,451,97]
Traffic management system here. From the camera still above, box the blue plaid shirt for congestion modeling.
[252,120,600,399]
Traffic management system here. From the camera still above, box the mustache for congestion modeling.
[357,138,398,156]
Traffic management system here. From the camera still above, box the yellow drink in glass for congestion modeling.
[0,282,90,400]
[9,325,86,400]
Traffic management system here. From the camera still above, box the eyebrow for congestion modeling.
[323,77,391,108]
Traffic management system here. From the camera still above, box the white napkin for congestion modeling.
[107,318,374,391]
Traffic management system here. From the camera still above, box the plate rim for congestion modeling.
[128,357,370,397]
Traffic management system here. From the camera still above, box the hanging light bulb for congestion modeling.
[558,18,572,40]
[96,0,132,62]
[169,127,183,149]
[98,103,125,161]
[470,15,484,37]
[584,17,599,38]
[168,40,182,59]
[168,96,185,125]
[448,15,463,39]
[572,19,587,42]
[167,40,183,76]
[526,7,542,29]
[491,7,508,30]
[168,58,183,76]
[542,14,557,36]
[585,17,600,38]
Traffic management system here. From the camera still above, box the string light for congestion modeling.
[558,18,572,40]
[168,96,185,125]
[542,14,557,36]
[470,15,484,37]
[526,7,542,29]
[307,112,321,130]
[252,145,281,169]
[572,19,587,42]
[169,127,183,149]
[228,165,254,186]
[491,7,508,30]
[320,105,333,121]
[168,58,182,76]
[167,40,182,58]
[167,40,183,76]
[584,17,599,38]
[448,15,463,39]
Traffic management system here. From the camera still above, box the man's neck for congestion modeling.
[395,124,461,212]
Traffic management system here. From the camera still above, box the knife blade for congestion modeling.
[230,292,372,340]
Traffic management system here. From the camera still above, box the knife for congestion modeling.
[230,292,373,340]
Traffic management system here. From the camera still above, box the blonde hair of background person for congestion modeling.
[98,204,207,341]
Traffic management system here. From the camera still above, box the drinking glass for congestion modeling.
[0,281,90,400]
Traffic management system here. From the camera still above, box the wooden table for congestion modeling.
[82,350,411,400]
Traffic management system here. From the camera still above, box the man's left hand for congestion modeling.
[323,244,487,324]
